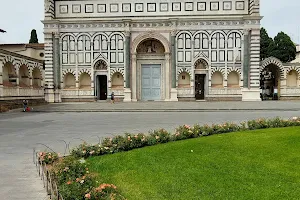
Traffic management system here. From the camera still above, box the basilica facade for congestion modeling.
[43,0,262,102]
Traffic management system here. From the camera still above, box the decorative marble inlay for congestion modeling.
[72,4,81,13]
[85,4,94,13]
[97,4,106,13]
[135,3,143,12]
[223,1,232,10]
[110,4,119,12]
[122,3,131,12]
[172,2,181,11]
[210,2,219,11]
[147,3,156,12]
[60,5,68,14]
[185,2,193,11]
[160,3,168,12]
[236,1,245,10]
[197,2,206,11]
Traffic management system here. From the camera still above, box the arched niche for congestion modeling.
[287,70,298,87]
[3,62,17,87]
[64,73,76,89]
[178,72,191,88]
[195,59,208,70]
[19,65,30,87]
[79,73,91,89]
[136,39,165,54]
[227,71,240,88]
[32,68,42,88]
[111,72,124,89]
[211,72,224,88]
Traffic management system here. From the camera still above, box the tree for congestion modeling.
[260,27,275,61]
[272,32,296,63]
[29,29,39,43]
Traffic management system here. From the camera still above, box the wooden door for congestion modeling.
[195,74,205,100]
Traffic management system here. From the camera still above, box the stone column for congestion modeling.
[243,29,250,88]
[170,30,178,101]
[131,53,137,101]
[123,31,132,102]
[165,53,171,100]
[53,33,61,102]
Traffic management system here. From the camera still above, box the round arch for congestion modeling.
[261,57,284,79]
[194,58,209,69]
[131,32,170,54]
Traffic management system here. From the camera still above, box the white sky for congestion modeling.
[0,0,299,44]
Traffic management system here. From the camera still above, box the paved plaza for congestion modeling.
[1,107,300,199]
[32,101,300,112]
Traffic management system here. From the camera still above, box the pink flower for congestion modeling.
[85,193,91,199]
[184,125,191,129]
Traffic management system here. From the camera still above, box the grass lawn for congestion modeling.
[87,127,300,200]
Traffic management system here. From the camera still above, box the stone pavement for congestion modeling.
[1,110,300,199]
[29,101,300,112]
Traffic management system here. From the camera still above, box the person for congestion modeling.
[22,99,28,112]
[110,92,115,104]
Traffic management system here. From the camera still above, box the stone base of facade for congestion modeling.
[123,88,132,102]
[206,96,242,101]
[242,88,261,101]
[45,89,55,103]
[62,98,96,102]
[279,96,300,100]
[54,90,62,103]
[178,97,196,101]
[170,88,178,101]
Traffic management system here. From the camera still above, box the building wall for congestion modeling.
[43,0,261,102]
[0,44,45,60]
[0,49,45,101]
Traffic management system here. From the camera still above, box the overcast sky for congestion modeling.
[0,0,299,44]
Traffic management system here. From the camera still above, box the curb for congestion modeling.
[30,109,300,113]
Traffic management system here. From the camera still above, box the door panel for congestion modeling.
[141,64,161,100]
[97,75,107,100]
[195,74,205,100]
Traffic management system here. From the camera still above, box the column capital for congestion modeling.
[243,29,251,35]
[124,31,131,37]
[54,32,60,39]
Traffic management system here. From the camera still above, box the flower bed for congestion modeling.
[37,117,300,200]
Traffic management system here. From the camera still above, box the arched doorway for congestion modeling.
[94,60,108,100]
[137,39,165,101]
[131,33,171,101]
[260,57,283,100]
[194,58,209,100]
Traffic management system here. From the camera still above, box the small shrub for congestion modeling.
[38,151,58,164]
[148,129,171,144]
[174,125,195,141]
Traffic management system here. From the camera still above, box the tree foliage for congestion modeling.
[260,28,274,60]
[260,28,296,63]
[29,29,39,43]
[272,32,296,63]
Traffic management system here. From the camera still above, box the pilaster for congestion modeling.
[165,53,171,100]
[131,53,137,101]
[242,29,261,101]
[243,29,250,88]
[171,30,176,88]
[44,33,55,102]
